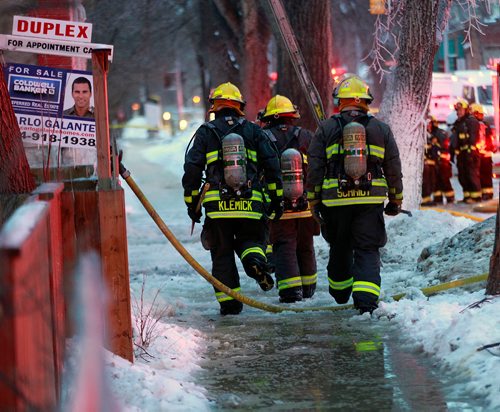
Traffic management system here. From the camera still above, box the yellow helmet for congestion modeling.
[209,82,245,104]
[454,98,469,110]
[334,76,373,103]
[332,72,357,99]
[428,115,438,126]
[470,103,484,115]
[261,95,300,119]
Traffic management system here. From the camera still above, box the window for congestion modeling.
[462,85,475,103]
[477,85,493,105]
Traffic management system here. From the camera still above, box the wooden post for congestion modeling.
[98,189,133,361]
[91,48,114,190]
[92,49,132,361]
[32,183,65,399]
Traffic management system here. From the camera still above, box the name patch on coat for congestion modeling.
[337,189,369,198]
[218,200,253,211]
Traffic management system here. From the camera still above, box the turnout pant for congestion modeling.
[421,163,436,204]
[457,152,481,201]
[435,160,454,203]
[480,155,494,200]
[203,217,268,311]
[269,216,319,300]
[322,203,387,311]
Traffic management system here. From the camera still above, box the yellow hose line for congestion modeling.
[391,273,489,301]
[123,168,489,313]
[420,206,485,222]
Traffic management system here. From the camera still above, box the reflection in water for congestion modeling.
[194,311,483,411]
[197,312,393,410]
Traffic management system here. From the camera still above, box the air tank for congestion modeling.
[222,133,247,192]
[343,122,367,182]
[281,148,304,204]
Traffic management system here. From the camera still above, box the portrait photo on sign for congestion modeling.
[63,73,95,119]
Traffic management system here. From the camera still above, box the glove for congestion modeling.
[187,205,202,223]
[384,201,401,216]
[310,200,325,226]
[187,195,202,223]
[268,198,284,221]
[295,194,308,211]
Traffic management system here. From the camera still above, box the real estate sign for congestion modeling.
[4,63,96,149]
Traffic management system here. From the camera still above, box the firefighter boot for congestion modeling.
[279,287,303,303]
[302,283,316,299]
[243,256,274,291]
[220,299,243,316]
[353,293,378,315]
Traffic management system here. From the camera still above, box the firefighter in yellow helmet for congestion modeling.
[470,103,496,200]
[332,72,357,114]
[306,75,403,314]
[182,82,284,315]
[450,98,482,203]
[259,95,319,303]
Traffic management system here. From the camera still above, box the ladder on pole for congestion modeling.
[267,0,326,126]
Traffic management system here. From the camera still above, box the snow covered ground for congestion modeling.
[94,118,499,410]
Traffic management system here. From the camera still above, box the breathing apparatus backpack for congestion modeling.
[204,119,252,200]
[263,126,307,211]
[334,115,372,192]
[221,132,248,195]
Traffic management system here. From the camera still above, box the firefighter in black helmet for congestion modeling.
[306,75,403,315]
[259,95,320,303]
[182,82,284,315]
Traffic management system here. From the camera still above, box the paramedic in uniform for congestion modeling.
[306,75,403,314]
[182,82,284,315]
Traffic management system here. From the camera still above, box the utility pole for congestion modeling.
[175,59,184,126]
[443,27,450,73]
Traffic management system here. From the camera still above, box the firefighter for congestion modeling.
[259,95,319,303]
[182,82,284,315]
[449,99,482,203]
[421,127,438,207]
[306,75,403,315]
[427,116,455,204]
[470,103,496,200]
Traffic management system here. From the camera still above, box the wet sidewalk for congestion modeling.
[193,310,484,411]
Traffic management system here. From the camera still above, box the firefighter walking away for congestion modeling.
[306,75,403,315]
[259,95,320,303]
[182,82,284,315]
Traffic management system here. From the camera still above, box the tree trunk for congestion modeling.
[0,66,36,196]
[379,0,451,209]
[272,0,334,131]
[488,201,500,295]
[241,0,271,122]
[487,63,500,295]
[195,0,241,98]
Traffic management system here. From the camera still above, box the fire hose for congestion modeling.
[119,162,489,313]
